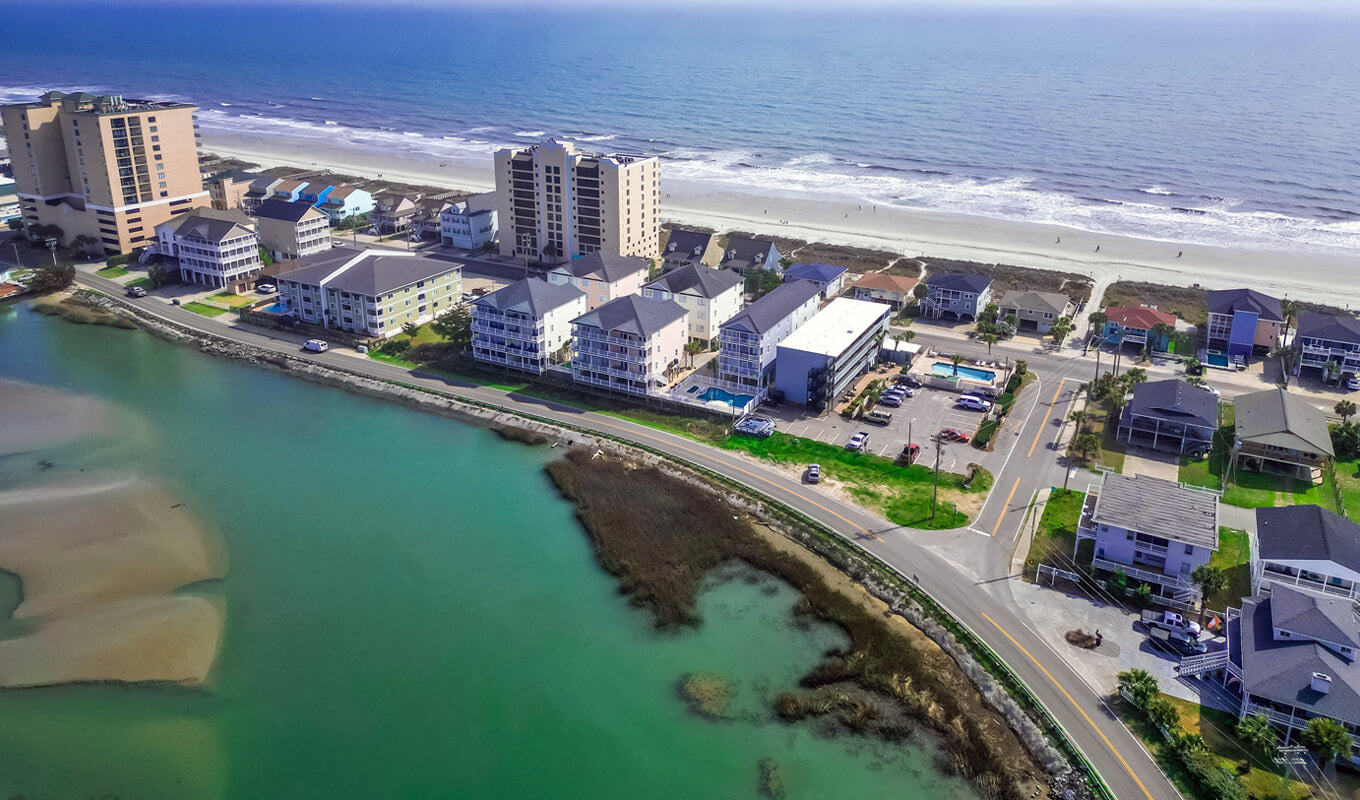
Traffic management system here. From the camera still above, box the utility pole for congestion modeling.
[1274,745,1307,790]
[930,433,945,520]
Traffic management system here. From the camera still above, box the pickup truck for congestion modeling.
[1149,624,1207,654]
[1141,609,1202,637]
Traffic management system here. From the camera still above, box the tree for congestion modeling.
[1274,346,1298,388]
[1107,391,1128,423]
[1171,329,1198,359]
[1150,322,1176,354]
[1301,716,1352,765]
[541,242,558,263]
[146,260,175,289]
[1002,313,1019,335]
[1281,299,1299,335]
[258,245,274,267]
[1050,315,1073,346]
[745,268,782,298]
[1337,400,1358,425]
[1122,367,1148,391]
[27,263,76,293]
[684,339,705,368]
[777,255,793,271]
[912,282,929,301]
[1068,409,1090,433]
[1145,696,1180,734]
[1190,564,1228,609]
[980,332,998,355]
[949,352,964,376]
[402,321,420,339]
[1235,714,1278,759]
[430,306,471,347]
[1185,376,1206,387]
[1117,668,1159,708]
[1014,359,1028,377]
[1323,359,1342,385]
[69,234,100,259]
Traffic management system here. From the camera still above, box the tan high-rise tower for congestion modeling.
[494,139,659,264]
[2,90,209,255]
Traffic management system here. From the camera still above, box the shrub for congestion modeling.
[105,254,131,268]
[1178,747,1248,800]
[380,338,411,356]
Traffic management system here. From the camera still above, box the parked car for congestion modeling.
[1348,375,1360,391]
[303,339,329,353]
[898,443,921,464]
[956,395,993,411]
[806,464,821,484]
[1149,625,1207,655]
[865,409,893,426]
[896,374,922,388]
[886,386,915,398]
[878,395,902,408]
[1141,609,1202,637]
[1198,384,1221,398]
[125,286,147,298]
[939,428,970,444]
[257,283,276,294]
[845,431,870,451]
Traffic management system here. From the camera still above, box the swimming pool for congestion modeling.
[930,362,996,382]
[264,302,287,313]
[1206,351,1230,368]
[698,387,755,408]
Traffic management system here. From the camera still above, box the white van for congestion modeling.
[956,395,992,411]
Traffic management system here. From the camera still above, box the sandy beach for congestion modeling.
[203,131,1360,310]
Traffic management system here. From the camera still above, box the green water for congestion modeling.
[0,303,976,799]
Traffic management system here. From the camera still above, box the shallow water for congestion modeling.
[0,304,976,799]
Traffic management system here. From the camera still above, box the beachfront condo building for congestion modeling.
[205,169,258,211]
[494,139,660,264]
[571,295,687,396]
[252,199,331,262]
[641,264,744,344]
[716,279,823,391]
[1,91,209,254]
[472,278,586,374]
[154,209,263,293]
[773,297,891,409]
[275,246,462,340]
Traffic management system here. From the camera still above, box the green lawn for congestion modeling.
[718,432,992,529]
[181,302,228,318]
[1207,528,1251,610]
[1182,438,1341,512]
[1023,489,1085,580]
[1077,401,1126,472]
[124,277,152,290]
[1333,459,1360,518]
[96,265,129,278]
[208,292,257,309]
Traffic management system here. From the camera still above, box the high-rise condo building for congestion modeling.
[494,139,659,265]
[1,91,209,255]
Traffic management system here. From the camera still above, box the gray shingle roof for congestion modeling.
[253,198,323,224]
[168,211,255,243]
[783,263,847,283]
[275,246,461,297]
[720,279,822,335]
[1298,312,1360,345]
[1257,505,1360,572]
[997,289,1071,316]
[1126,379,1219,431]
[719,237,781,271]
[1092,473,1219,549]
[474,277,584,317]
[927,273,992,294]
[571,295,686,338]
[663,229,713,261]
[1207,288,1283,322]
[1240,595,1360,724]
[553,252,649,283]
[1271,585,1359,649]
[644,264,742,299]
[1234,388,1334,456]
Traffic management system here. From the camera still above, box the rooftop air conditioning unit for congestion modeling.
[1313,672,1333,693]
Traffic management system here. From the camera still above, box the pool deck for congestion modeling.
[908,356,1008,393]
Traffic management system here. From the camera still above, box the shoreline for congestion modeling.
[203,131,1360,310]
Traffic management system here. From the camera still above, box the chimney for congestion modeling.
[1313,672,1333,693]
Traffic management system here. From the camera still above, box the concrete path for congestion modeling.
[1120,448,1181,482]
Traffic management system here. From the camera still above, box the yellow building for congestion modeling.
[1,90,209,255]
[494,139,659,264]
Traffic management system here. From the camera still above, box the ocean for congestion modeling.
[1,4,1358,254]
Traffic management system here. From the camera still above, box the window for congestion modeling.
[1185,544,1193,555]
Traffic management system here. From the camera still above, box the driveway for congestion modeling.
[1121,447,1182,481]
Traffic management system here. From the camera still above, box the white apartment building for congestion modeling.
[154,209,263,293]
[717,279,823,390]
[252,198,330,262]
[571,295,687,396]
[495,139,659,263]
[471,278,586,374]
[275,246,462,339]
[641,264,744,343]
[774,298,892,409]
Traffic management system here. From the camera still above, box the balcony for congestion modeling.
[1134,539,1170,556]
[1092,556,1195,592]
[1259,566,1360,602]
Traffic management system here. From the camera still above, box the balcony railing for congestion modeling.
[1092,556,1194,591]
[1259,568,1360,602]
[1134,540,1170,556]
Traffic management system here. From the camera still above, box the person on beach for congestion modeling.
[1056,237,1061,244]
[1177,251,1183,258]
[1095,245,1101,252]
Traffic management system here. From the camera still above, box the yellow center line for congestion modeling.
[991,477,1021,537]
[1026,378,1068,459]
[982,613,1155,800]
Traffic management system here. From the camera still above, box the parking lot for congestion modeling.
[761,381,1011,474]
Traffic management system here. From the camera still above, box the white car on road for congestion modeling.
[303,339,329,353]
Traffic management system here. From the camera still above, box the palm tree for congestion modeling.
[980,332,998,355]
[1068,409,1090,434]
[1117,668,1159,708]
[1190,564,1228,614]
[1049,316,1073,346]
[949,352,964,376]
[1236,714,1278,759]
[684,340,705,368]
[1150,322,1176,355]
[1302,717,1352,767]
[1338,400,1358,425]
[1274,345,1298,388]
[1324,359,1342,385]
[1281,299,1299,338]
[1002,313,1019,335]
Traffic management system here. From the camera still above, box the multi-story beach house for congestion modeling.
[1102,305,1177,353]
[371,193,418,234]
[439,199,498,250]
[252,198,331,262]
[495,139,660,263]
[471,278,586,374]
[570,295,687,396]
[1075,472,1219,607]
[782,263,848,300]
[275,246,462,339]
[1234,388,1333,485]
[298,182,333,207]
[411,197,452,240]
[1253,505,1360,603]
[718,236,782,275]
[243,176,283,213]
[920,274,993,321]
[1,90,210,254]
[1206,288,1284,363]
[1116,378,1218,454]
[773,298,892,409]
[851,273,920,311]
[641,264,744,343]
[271,179,305,203]
[546,251,649,311]
[661,229,719,271]
[317,185,375,222]
[155,209,263,292]
[205,168,258,211]
[1295,312,1360,383]
[716,279,822,390]
[995,290,1074,334]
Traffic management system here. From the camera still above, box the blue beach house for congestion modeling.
[298,182,334,207]
[1103,306,1176,353]
[1206,288,1283,363]
[782,263,847,299]
[318,186,376,222]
